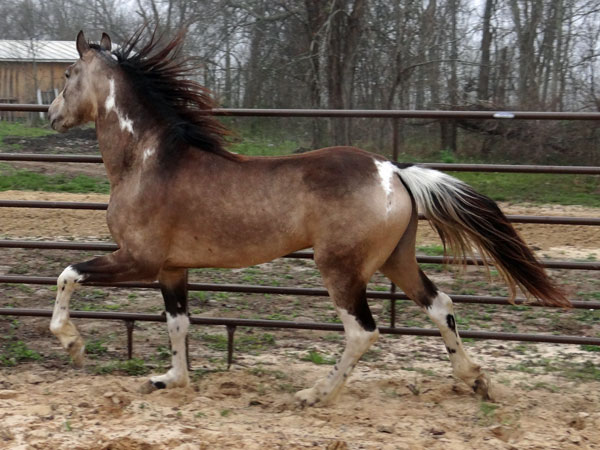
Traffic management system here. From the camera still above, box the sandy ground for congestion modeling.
[1,190,599,449]
[1,337,600,450]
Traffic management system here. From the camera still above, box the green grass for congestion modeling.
[417,245,445,256]
[197,332,276,353]
[1,122,597,207]
[454,172,600,207]
[0,121,55,148]
[0,340,41,366]
[93,358,149,376]
[229,137,299,156]
[302,350,336,365]
[85,339,108,357]
[0,163,109,194]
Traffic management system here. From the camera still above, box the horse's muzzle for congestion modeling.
[48,95,68,132]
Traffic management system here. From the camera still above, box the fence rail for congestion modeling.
[3,103,600,120]
[1,104,599,364]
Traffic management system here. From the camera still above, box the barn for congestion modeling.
[0,40,77,119]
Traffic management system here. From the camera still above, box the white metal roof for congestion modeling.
[0,40,78,63]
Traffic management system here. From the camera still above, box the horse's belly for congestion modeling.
[164,226,310,269]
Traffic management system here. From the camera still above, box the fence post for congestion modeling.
[390,283,397,328]
[392,118,400,161]
[226,325,236,369]
[125,320,135,359]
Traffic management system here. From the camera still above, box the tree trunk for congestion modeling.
[441,0,458,152]
[325,0,366,146]
[477,0,494,102]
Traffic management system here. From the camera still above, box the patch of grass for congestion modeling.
[418,263,445,272]
[526,382,560,393]
[0,164,110,194]
[302,349,336,365]
[229,137,299,157]
[0,340,41,366]
[0,121,55,148]
[454,172,600,207]
[417,245,446,256]
[563,361,600,381]
[580,344,600,352]
[479,401,499,417]
[85,339,108,357]
[93,358,149,376]
[249,366,288,380]
[198,332,276,353]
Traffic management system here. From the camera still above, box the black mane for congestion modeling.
[96,27,233,161]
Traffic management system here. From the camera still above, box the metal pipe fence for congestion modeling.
[1,104,599,364]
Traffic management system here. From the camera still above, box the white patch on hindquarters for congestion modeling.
[295,308,378,406]
[374,160,396,214]
[148,313,190,389]
[143,148,155,164]
[105,78,134,134]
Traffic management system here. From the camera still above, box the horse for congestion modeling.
[47,28,570,406]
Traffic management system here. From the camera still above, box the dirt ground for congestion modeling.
[1,127,600,450]
[0,340,599,450]
[1,189,599,449]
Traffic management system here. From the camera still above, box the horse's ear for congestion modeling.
[100,33,112,52]
[76,30,89,57]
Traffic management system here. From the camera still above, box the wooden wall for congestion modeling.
[0,61,70,103]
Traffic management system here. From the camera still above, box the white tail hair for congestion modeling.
[394,164,570,307]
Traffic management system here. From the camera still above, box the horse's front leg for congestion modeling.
[50,249,158,367]
[141,268,190,393]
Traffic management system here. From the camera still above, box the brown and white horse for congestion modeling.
[47,29,570,406]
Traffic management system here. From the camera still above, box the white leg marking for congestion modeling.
[425,292,488,393]
[105,78,134,134]
[295,308,378,406]
[148,313,190,389]
[50,266,86,366]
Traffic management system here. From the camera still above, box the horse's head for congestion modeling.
[48,31,113,132]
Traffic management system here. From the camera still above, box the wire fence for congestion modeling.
[1,104,599,364]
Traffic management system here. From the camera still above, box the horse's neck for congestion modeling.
[95,113,143,186]
[95,76,155,185]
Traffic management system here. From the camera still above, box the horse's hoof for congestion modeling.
[69,338,85,368]
[139,380,162,394]
[294,387,322,408]
[472,373,493,401]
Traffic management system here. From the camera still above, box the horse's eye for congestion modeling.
[65,71,70,79]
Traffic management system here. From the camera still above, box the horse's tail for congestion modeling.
[394,164,570,307]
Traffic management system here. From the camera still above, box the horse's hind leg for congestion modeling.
[141,268,191,393]
[295,259,379,407]
[380,219,491,399]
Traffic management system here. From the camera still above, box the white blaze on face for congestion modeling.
[374,160,397,214]
[105,78,134,134]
